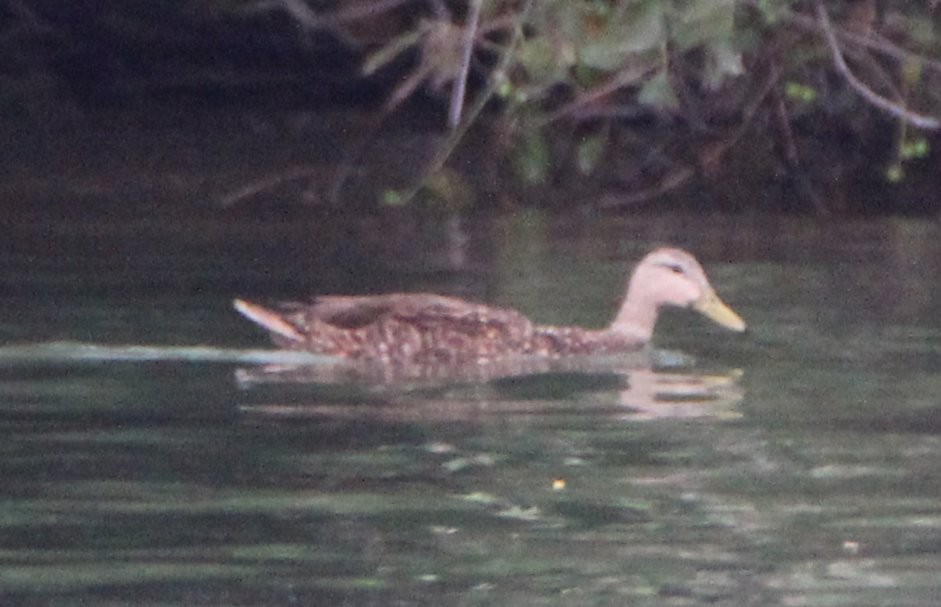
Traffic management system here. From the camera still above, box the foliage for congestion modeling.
[5,0,941,213]
[310,0,941,211]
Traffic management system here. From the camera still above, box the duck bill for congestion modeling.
[692,291,747,332]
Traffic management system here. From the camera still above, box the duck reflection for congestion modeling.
[235,354,744,421]
[613,367,743,420]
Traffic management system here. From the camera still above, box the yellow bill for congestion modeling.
[692,291,747,332]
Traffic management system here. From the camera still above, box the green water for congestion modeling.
[2,211,941,605]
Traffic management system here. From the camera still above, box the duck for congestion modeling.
[233,247,745,365]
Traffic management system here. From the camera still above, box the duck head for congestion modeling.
[610,247,746,342]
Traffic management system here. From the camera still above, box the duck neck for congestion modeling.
[608,279,659,343]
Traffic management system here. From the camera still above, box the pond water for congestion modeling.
[2,208,941,605]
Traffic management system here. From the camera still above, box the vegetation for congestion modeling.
[3,0,941,214]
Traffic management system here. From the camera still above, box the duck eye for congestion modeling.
[664,263,683,274]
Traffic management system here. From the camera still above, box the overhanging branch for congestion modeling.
[815,0,939,130]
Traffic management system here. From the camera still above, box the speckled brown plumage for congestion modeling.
[234,247,746,365]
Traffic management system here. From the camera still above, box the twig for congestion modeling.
[814,0,939,130]
[542,63,657,126]
[771,70,798,167]
[392,0,535,205]
[218,0,526,208]
[601,66,782,209]
[245,0,413,30]
[775,4,941,78]
[448,0,483,129]
[598,165,697,210]
[277,0,319,28]
[219,166,320,208]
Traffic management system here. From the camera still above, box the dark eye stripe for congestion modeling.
[664,263,684,274]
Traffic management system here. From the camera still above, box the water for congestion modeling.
[2,210,941,605]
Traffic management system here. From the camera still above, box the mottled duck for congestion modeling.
[234,247,746,365]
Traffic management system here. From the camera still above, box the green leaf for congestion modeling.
[671,0,736,50]
[900,137,930,160]
[703,40,744,89]
[512,130,552,185]
[578,1,665,70]
[750,0,788,24]
[785,82,817,103]
[517,36,575,85]
[421,168,475,211]
[381,189,406,206]
[576,133,608,175]
[901,57,924,88]
[885,164,904,183]
[638,70,679,110]
[902,13,936,49]
[619,0,667,54]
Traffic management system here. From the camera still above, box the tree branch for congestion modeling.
[814,0,939,130]
[392,0,535,205]
[776,4,941,78]
[245,0,414,31]
[448,0,483,129]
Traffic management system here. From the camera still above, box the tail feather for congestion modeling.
[233,299,305,343]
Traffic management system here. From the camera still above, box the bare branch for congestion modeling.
[317,0,414,26]
[601,66,781,210]
[219,166,319,208]
[278,0,320,28]
[245,0,414,30]
[778,5,941,78]
[448,0,483,129]
[542,64,657,126]
[814,0,939,129]
[389,0,535,205]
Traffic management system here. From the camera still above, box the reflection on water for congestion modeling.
[2,212,941,604]
[617,367,744,420]
[0,341,331,364]
[235,355,744,422]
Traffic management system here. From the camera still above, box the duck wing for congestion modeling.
[314,294,538,362]
[236,294,538,362]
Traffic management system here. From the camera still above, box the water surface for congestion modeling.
[2,211,941,605]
